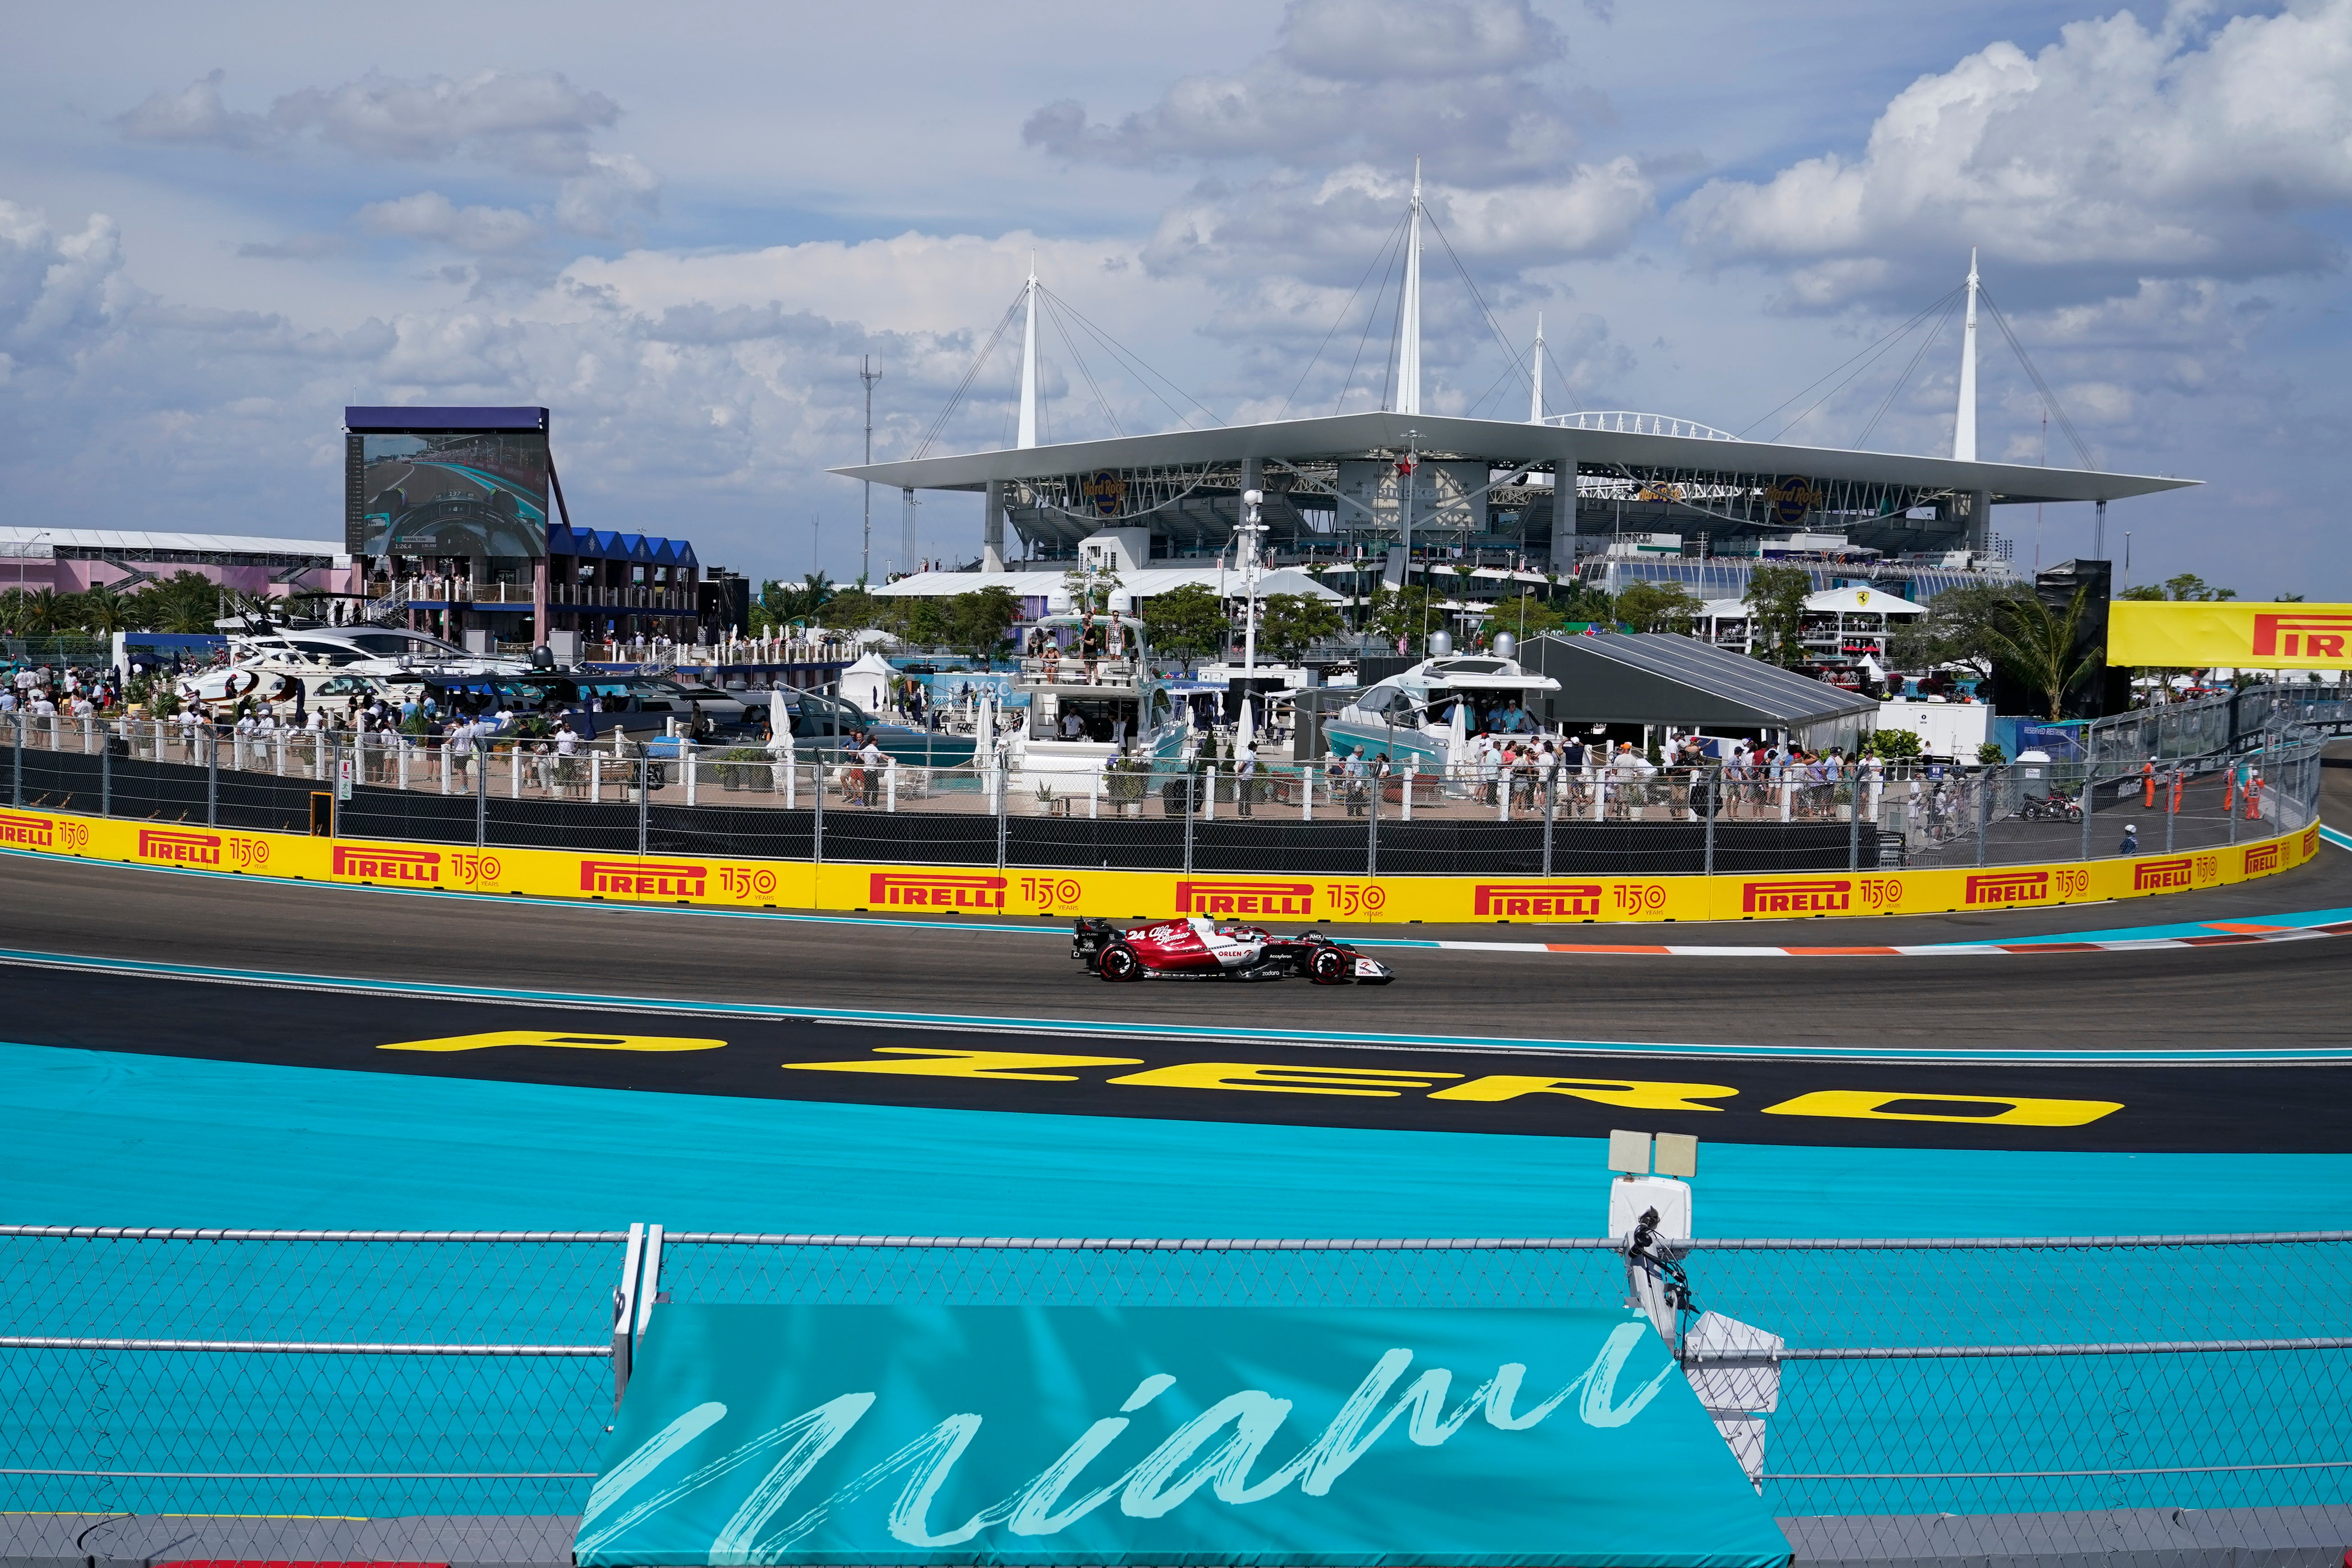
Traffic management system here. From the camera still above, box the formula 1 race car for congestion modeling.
[1072,915,1397,984]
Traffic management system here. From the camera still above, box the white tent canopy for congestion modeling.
[872,566,1343,612]
[838,651,897,713]
[1701,587,1925,619]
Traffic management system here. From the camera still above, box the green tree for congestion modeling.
[1478,592,1578,645]
[1742,565,1813,665]
[1142,583,1229,670]
[946,586,1019,659]
[1257,591,1342,663]
[1616,581,1704,635]
[1365,583,1437,650]
[16,588,73,635]
[820,587,887,631]
[1889,581,2032,676]
[1981,587,2101,722]
[135,571,226,634]
[1552,580,1617,624]
[77,582,135,633]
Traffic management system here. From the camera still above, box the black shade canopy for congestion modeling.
[1522,631,1880,730]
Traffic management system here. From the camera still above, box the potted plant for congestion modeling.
[716,745,772,791]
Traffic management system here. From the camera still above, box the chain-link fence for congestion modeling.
[4,1226,2346,1566]
[6,710,2334,879]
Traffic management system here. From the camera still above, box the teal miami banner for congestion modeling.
[579,1305,1788,1567]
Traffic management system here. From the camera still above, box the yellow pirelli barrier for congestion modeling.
[0,805,2321,926]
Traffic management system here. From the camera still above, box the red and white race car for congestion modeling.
[1072,916,1397,984]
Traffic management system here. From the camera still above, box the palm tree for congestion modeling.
[1981,588,2100,722]
[18,588,71,635]
[77,583,134,633]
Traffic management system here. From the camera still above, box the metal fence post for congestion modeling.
[1703,764,1717,878]
[1846,766,1859,870]
[811,758,825,866]
[10,712,19,807]
[1974,767,1991,866]
[2079,772,2095,861]
[206,725,218,827]
[477,744,489,850]
[1543,770,1556,878]
[1181,765,1195,874]
[995,754,1009,873]
[2229,757,2240,844]
[636,760,649,856]
[100,722,111,817]
[1366,761,1380,878]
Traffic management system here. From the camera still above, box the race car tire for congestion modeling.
[1098,943,1144,982]
[1309,945,1349,984]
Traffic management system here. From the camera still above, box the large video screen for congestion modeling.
[349,427,549,558]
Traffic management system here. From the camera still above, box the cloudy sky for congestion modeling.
[4,0,2349,594]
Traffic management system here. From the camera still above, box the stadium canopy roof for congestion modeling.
[1521,630,1881,730]
[0,525,343,561]
[832,410,2196,507]
[873,564,1342,604]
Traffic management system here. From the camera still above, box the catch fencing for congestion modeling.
[4,710,2333,879]
[1,1227,2346,1566]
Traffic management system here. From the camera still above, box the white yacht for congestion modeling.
[1324,654,1561,769]
[1005,613,1178,795]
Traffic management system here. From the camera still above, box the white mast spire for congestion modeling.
[1394,160,1423,416]
[1528,311,1545,423]
[1017,254,1040,450]
[1953,247,1979,462]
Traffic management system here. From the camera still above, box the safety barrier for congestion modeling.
[0,714,2326,923]
[2,1226,2344,1567]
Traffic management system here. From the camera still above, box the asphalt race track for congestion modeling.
[3,777,2349,1051]
[0,755,2344,1228]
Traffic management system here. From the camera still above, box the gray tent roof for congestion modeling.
[1521,631,1880,728]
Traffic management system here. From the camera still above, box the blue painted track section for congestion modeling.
[9,1043,2350,1238]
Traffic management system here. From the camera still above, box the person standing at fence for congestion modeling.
[1236,741,1257,816]
[2119,821,2139,855]
[2142,758,2156,809]
[1345,747,1368,817]
[858,734,884,807]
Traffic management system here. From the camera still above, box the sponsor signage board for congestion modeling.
[580,1303,1788,1568]
[2109,602,2352,670]
[0,813,2314,924]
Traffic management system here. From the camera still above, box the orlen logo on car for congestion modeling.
[0,813,54,849]
[333,846,441,883]
[1176,879,1315,917]
[1742,878,1850,914]
[2134,856,2195,891]
[1966,870,2050,906]
[1475,882,1602,919]
[868,872,1007,910]
[580,859,708,897]
[139,828,222,866]
[2243,843,2282,875]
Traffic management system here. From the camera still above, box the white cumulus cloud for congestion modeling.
[1674,0,2352,305]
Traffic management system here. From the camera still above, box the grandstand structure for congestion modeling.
[837,194,2196,611]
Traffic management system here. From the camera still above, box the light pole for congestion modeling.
[1239,488,1265,681]
[15,530,48,593]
